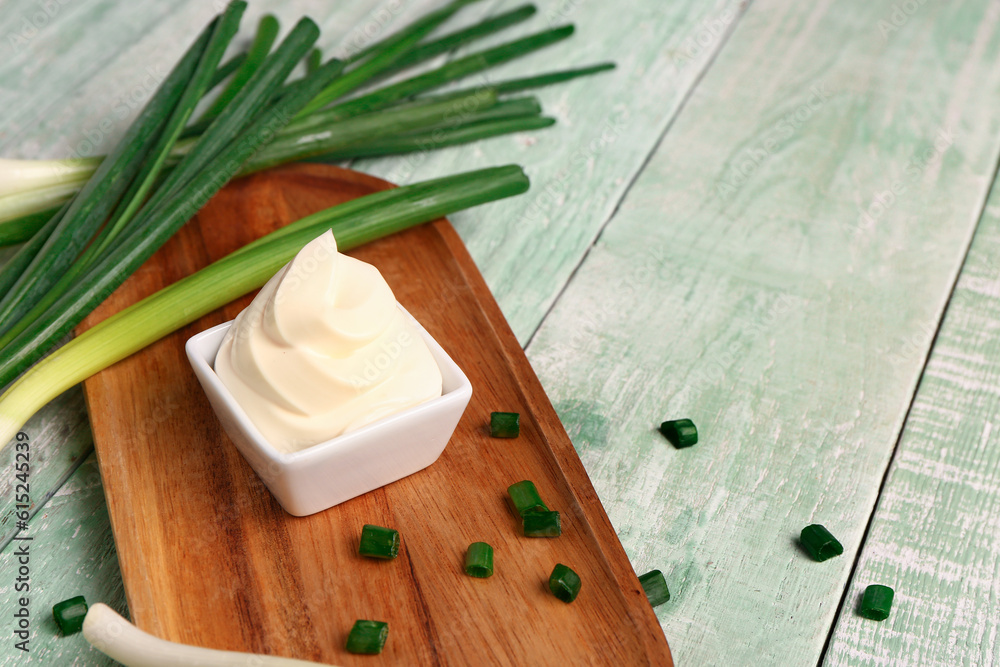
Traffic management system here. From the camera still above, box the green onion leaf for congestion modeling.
[374,4,538,81]
[208,51,248,90]
[300,0,483,116]
[320,25,575,120]
[198,14,281,125]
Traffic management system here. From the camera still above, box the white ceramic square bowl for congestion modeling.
[185,306,472,517]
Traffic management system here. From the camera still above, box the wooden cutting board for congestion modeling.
[78,163,673,666]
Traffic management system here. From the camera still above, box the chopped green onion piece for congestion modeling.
[638,570,670,607]
[346,619,389,654]
[358,524,400,560]
[548,563,581,603]
[464,542,494,578]
[800,524,843,562]
[507,480,547,516]
[859,584,894,621]
[523,510,561,538]
[659,418,697,448]
[491,411,520,438]
[52,595,88,635]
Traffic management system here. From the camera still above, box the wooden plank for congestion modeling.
[357,0,749,342]
[0,0,746,662]
[80,163,672,665]
[523,0,1000,664]
[822,169,1000,664]
[0,452,125,666]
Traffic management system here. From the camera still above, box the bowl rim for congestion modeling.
[185,304,472,466]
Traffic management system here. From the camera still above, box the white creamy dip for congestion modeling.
[214,230,442,453]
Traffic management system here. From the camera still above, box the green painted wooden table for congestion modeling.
[2,0,1000,664]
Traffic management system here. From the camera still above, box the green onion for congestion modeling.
[799,524,843,562]
[507,480,547,516]
[464,542,494,578]
[299,0,482,116]
[198,14,280,125]
[859,584,894,621]
[0,202,68,297]
[375,4,538,80]
[491,412,520,438]
[659,418,698,448]
[638,570,670,607]
[320,25,575,120]
[0,17,328,385]
[548,563,581,603]
[0,165,527,447]
[0,6,248,349]
[242,89,501,174]
[523,510,561,537]
[209,51,248,89]
[311,116,556,163]
[53,595,88,635]
[345,620,388,655]
[448,62,616,97]
[358,524,400,560]
[0,10,228,341]
[0,206,61,247]
[306,47,322,74]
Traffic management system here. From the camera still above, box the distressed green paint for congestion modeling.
[357,0,748,342]
[0,388,92,549]
[527,0,1000,664]
[0,454,125,665]
[824,147,1000,665]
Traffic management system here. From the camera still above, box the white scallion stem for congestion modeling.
[83,603,339,666]
[0,158,100,197]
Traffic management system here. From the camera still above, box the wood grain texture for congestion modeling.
[0,453,125,666]
[524,0,1000,664]
[822,170,1000,664]
[78,164,672,666]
